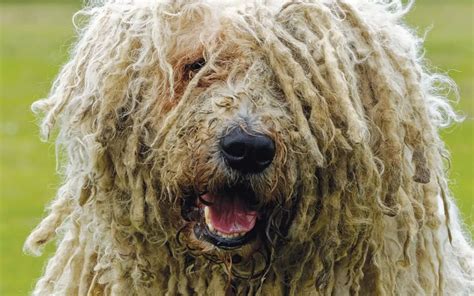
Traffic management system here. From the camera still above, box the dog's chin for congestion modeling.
[181,185,261,250]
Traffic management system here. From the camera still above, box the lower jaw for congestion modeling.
[193,222,258,250]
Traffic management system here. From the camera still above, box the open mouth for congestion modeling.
[183,186,260,249]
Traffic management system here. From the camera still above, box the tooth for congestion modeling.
[204,206,214,232]
[204,206,210,223]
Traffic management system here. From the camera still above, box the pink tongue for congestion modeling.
[201,193,257,235]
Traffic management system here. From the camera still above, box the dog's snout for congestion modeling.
[220,127,275,174]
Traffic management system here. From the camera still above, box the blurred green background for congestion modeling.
[0,0,472,295]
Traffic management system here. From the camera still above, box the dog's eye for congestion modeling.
[185,58,206,73]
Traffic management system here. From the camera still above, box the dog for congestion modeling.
[25,0,473,294]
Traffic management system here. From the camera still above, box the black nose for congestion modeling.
[220,127,275,174]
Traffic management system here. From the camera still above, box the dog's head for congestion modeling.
[110,1,316,266]
[28,0,457,288]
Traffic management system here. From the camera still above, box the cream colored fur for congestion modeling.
[25,0,473,295]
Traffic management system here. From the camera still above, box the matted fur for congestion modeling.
[25,0,473,295]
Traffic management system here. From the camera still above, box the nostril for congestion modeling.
[255,146,274,165]
[223,142,246,159]
[255,139,275,163]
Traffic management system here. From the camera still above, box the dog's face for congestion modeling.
[156,6,305,255]
[170,59,294,251]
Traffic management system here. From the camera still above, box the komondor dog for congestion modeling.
[25,0,473,295]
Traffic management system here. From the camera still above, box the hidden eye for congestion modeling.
[184,58,206,74]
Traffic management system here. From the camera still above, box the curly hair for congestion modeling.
[25,0,473,295]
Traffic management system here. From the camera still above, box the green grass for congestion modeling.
[0,4,80,295]
[0,2,472,295]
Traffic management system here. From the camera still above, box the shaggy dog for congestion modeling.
[25,0,473,295]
